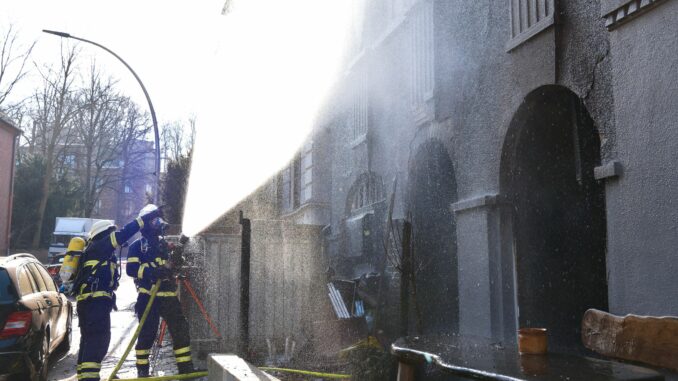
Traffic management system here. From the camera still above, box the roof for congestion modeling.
[0,114,21,136]
[53,218,114,235]
[54,218,89,235]
[0,253,38,269]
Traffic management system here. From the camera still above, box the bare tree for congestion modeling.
[187,115,197,153]
[114,97,153,221]
[68,62,154,218]
[161,120,186,162]
[71,63,126,216]
[0,24,35,112]
[8,41,158,245]
[29,45,79,248]
[165,116,194,155]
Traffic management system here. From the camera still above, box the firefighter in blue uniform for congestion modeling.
[75,206,161,381]
[126,204,196,377]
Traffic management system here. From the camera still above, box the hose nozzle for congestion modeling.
[179,234,190,245]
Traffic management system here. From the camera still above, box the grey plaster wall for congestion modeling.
[189,222,324,355]
[427,0,614,340]
[185,234,242,353]
[603,0,678,316]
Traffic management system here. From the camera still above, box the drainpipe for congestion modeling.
[239,210,251,358]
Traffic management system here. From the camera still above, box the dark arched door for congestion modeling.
[501,86,608,351]
[409,140,458,334]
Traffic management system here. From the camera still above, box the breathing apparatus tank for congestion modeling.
[59,237,86,285]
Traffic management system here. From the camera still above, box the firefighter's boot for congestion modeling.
[137,366,150,378]
[177,361,196,375]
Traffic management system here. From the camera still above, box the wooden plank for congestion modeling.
[582,308,678,371]
[397,361,416,381]
[209,354,280,381]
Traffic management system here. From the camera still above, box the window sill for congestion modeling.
[351,134,368,148]
[412,94,435,127]
[280,201,330,219]
[505,13,554,52]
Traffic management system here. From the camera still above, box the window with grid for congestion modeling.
[410,0,434,111]
[506,0,555,51]
[280,166,292,212]
[300,141,313,203]
[280,144,314,212]
[292,154,301,209]
[350,71,369,141]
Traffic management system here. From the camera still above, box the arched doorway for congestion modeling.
[409,140,458,334]
[501,86,608,351]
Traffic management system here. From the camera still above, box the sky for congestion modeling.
[1,0,226,122]
[0,0,353,235]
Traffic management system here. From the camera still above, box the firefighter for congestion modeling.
[74,207,161,381]
[126,204,197,377]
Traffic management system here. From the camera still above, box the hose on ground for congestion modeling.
[108,280,162,381]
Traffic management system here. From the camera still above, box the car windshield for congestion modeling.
[51,235,71,246]
[0,268,17,303]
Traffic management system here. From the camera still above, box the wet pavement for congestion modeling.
[48,262,206,381]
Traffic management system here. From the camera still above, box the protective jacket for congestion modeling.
[126,234,178,297]
[75,216,147,302]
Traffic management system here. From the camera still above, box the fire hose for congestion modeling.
[259,367,351,379]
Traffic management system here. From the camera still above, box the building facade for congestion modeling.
[0,116,20,255]
[267,0,678,350]
[195,0,678,357]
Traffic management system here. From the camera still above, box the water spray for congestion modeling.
[181,0,353,236]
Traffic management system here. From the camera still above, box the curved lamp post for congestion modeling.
[42,29,161,204]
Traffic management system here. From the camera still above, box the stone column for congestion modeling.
[451,194,517,343]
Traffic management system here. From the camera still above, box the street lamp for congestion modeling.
[42,29,161,204]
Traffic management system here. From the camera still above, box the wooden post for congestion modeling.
[400,220,412,336]
[397,361,416,381]
[239,211,251,358]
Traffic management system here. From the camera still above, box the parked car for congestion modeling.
[0,254,73,381]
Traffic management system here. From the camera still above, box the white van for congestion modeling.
[47,217,114,259]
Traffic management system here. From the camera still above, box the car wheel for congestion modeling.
[33,333,50,381]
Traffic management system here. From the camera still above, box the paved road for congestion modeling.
[48,262,206,381]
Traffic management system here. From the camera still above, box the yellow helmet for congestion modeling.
[67,237,86,252]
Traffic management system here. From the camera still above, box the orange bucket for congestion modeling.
[518,328,548,355]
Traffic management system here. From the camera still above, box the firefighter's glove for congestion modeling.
[64,283,73,294]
